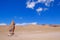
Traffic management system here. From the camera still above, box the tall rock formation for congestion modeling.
[8,20,15,36]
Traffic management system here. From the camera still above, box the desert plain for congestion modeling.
[0,24,60,40]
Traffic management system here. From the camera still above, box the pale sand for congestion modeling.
[0,25,60,40]
[0,31,60,40]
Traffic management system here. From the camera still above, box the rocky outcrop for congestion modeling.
[8,20,15,36]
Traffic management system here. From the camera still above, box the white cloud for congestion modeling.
[50,0,54,2]
[31,22,37,25]
[37,0,46,3]
[26,0,54,13]
[44,3,48,7]
[37,0,42,3]
[37,0,54,7]
[45,0,54,6]
[36,7,43,13]
[16,22,37,26]
[0,23,7,25]
[26,1,36,9]
[36,7,48,13]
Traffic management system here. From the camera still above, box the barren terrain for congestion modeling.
[0,25,60,40]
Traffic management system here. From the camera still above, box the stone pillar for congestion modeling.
[8,20,15,36]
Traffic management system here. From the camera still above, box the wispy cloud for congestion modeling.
[16,22,37,26]
[14,16,23,19]
[26,0,54,14]
[0,23,7,25]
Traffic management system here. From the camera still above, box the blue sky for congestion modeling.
[0,0,60,25]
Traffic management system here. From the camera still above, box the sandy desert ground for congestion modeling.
[0,25,60,40]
